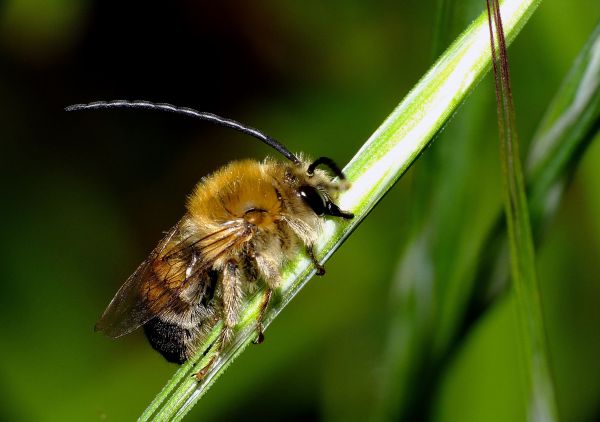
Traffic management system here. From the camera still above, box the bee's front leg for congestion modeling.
[306,244,326,276]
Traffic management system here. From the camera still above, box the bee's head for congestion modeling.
[287,157,353,220]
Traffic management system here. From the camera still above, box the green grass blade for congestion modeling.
[139,0,541,419]
[527,20,600,222]
[431,0,454,59]
[375,16,600,422]
[442,17,600,417]
[372,0,526,419]
[431,0,484,58]
[478,19,600,305]
[487,1,559,420]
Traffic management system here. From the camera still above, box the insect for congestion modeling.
[66,100,353,378]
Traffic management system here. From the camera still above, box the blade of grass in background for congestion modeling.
[472,18,600,313]
[372,0,503,419]
[139,0,541,419]
[374,10,600,422]
[487,0,559,420]
[456,18,600,417]
[527,21,600,224]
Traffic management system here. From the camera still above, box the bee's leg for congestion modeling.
[194,356,216,381]
[193,330,225,381]
[307,245,326,276]
[252,254,282,344]
[221,259,243,341]
[252,288,273,345]
[195,260,242,381]
[255,255,281,288]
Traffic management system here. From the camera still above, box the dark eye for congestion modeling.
[298,185,326,216]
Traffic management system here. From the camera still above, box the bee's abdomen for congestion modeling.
[143,317,193,364]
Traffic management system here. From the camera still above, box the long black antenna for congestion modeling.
[65,100,301,164]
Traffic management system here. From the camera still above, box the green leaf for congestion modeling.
[374,10,600,422]
[487,0,559,420]
[139,0,541,419]
[372,0,507,419]
[478,19,600,306]
[527,20,600,224]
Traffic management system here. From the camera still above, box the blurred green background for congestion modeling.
[1,0,599,420]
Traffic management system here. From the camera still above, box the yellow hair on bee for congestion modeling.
[187,160,282,229]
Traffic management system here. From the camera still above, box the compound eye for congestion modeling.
[298,185,326,216]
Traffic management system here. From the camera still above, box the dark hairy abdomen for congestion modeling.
[143,317,192,364]
[143,269,220,364]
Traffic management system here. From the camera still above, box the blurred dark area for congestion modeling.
[1,0,599,421]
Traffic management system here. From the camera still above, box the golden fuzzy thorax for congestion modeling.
[186,158,332,269]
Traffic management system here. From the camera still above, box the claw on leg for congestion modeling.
[194,353,218,381]
[254,331,265,345]
[307,245,326,276]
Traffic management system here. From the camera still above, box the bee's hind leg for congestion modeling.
[193,332,223,381]
[195,260,242,381]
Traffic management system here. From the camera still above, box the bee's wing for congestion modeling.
[95,222,186,338]
[96,219,250,339]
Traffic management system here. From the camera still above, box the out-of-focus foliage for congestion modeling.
[488,0,558,420]
[0,1,599,421]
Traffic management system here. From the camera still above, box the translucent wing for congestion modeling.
[95,218,250,338]
[95,222,183,338]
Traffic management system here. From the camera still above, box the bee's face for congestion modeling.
[283,162,353,221]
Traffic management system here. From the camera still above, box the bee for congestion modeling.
[66,100,353,378]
